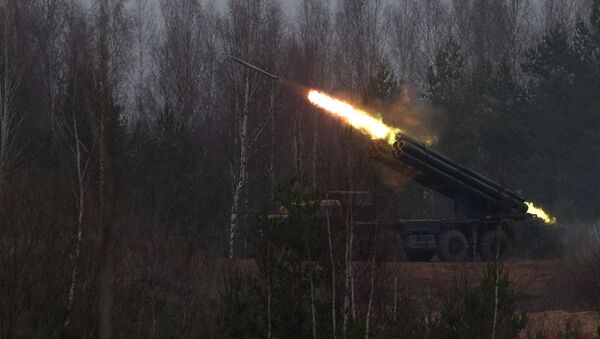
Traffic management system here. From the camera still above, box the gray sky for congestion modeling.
[83,0,301,15]
[213,0,299,15]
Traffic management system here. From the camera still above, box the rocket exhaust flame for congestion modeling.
[307,89,400,145]
[307,88,557,225]
[525,202,556,224]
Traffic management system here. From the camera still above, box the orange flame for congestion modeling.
[307,89,401,145]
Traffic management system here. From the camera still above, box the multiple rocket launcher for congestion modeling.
[228,55,553,224]
[371,135,529,219]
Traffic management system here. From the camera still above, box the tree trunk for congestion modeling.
[269,85,276,200]
[326,203,337,339]
[0,4,10,195]
[0,1,23,202]
[365,244,376,339]
[97,2,117,338]
[229,74,250,259]
[310,271,317,339]
[64,82,88,329]
[312,110,319,187]
[343,147,355,335]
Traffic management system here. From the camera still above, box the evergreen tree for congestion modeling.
[431,263,527,339]
[124,104,201,231]
[427,36,464,109]
[522,17,600,218]
[218,175,329,339]
[427,37,484,166]
[482,61,528,179]
[362,62,399,105]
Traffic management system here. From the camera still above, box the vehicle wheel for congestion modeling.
[405,250,435,262]
[374,230,404,262]
[437,230,468,261]
[479,230,510,261]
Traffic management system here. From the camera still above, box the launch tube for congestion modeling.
[396,134,524,203]
[394,140,525,212]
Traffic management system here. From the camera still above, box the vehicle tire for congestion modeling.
[374,230,404,261]
[405,249,436,262]
[437,230,468,261]
[479,230,510,261]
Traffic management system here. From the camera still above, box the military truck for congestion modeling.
[344,133,539,262]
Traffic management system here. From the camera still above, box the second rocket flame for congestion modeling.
[525,202,556,224]
[307,89,400,145]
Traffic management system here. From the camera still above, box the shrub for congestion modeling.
[431,263,527,339]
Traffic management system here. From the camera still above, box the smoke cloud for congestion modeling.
[366,84,444,144]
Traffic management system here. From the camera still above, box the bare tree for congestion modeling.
[103,0,132,105]
[538,0,577,30]
[220,0,283,259]
[92,1,130,337]
[62,5,97,329]
[418,0,454,72]
[155,0,217,127]
[335,0,387,89]
[329,208,341,339]
[387,0,422,84]
[451,0,512,67]
[294,0,332,186]
[364,234,376,339]
[564,225,600,316]
[390,0,455,87]
[63,74,96,331]
[504,0,534,75]
[131,0,157,122]
[0,1,23,197]
[37,0,68,142]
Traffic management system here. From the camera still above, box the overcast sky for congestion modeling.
[213,0,299,13]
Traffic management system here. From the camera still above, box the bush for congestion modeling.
[431,263,527,339]
[218,176,329,339]
[563,227,600,315]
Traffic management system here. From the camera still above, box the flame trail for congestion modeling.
[307,89,400,145]
[525,202,556,224]
[307,89,556,224]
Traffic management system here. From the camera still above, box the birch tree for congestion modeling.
[61,5,98,329]
[295,0,332,186]
[221,0,283,258]
[332,1,389,334]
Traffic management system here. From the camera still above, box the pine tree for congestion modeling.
[431,263,527,339]
[523,18,600,218]
[218,176,329,339]
[427,36,464,109]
